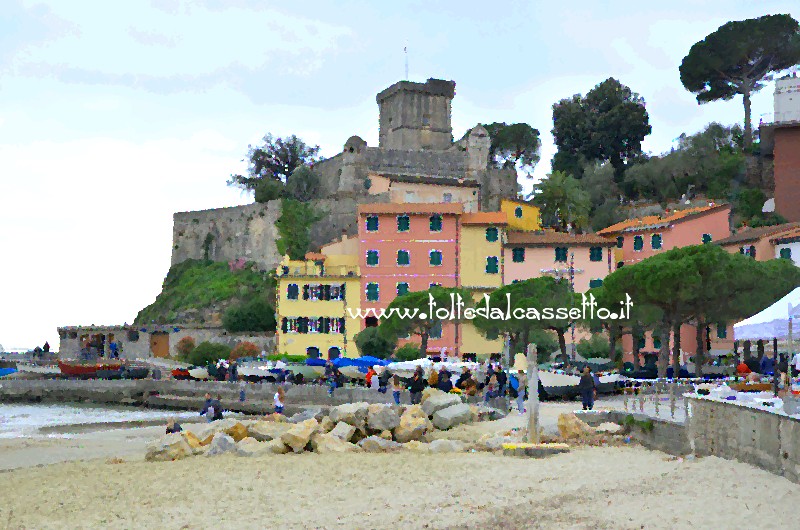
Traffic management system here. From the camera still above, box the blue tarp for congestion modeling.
[305,358,327,367]
[306,356,390,368]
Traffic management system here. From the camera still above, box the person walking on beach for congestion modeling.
[274,386,285,414]
[229,360,238,383]
[578,367,597,411]
[409,366,426,404]
[514,369,527,414]
[200,393,224,421]
[391,375,403,405]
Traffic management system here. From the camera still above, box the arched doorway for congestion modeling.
[306,346,320,358]
[365,316,378,328]
[328,347,341,360]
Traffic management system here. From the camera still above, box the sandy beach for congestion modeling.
[0,399,797,529]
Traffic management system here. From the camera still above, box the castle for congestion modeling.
[170,78,519,270]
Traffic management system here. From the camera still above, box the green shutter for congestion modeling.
[485,256,499,274]
[633,236,643,251]
[653,337,662,349]
[514,207,523,218]
[397,215,410,232]
[430,320,443,339]
[555,247,567,262]
[716,323,727,339]
[397,282,409,296]
[397,250,410,265]
[366,216,379,232]
[429,215,442,232]
[512,248,525,263]
[589,279,603,288]
[616,236,624,248]
[366,250,379,266]
[485,227,498,242]
[366,283,379,302]
[651,234,662,250]
[589,247,602,261]
[637,337,646,349]
[780,247,792,260]
[702,233,712,244]
[429,250,442,266]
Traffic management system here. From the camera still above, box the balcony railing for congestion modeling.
[279,264,360,278]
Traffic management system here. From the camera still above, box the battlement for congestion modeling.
[377,78,455,150]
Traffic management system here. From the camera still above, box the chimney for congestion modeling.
[341,228,348,242]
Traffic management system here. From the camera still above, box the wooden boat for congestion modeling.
[0,366,17,377]
[58,360,121,378]
[286,364,323,380]
[16,362,61,376]
[188,367,210,380]
[122,367,150,379]
[339,366,366,380]
[538,370,622,398]
[96,368,123,379]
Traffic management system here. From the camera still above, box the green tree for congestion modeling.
[276,198,323,260]
[552,78,651,181]
[394,343,424,362]
[222,298,277,333]
[187,342,232,366]
[531,171,591,231]
[254,179,285,203]
[380,287,474,358]
[354,326,397,359]
[482,122,541,175]
[679,14,800,149]
[228,133,322,191]
[284,165,321,202]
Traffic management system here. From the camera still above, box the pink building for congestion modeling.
[357,203,462,354]
[503,231,615,292]
[598,204,732,361]
[598,204,732,268]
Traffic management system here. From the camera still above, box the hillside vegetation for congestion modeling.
[134,259,275,327]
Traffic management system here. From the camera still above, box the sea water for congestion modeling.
[0,403,196,438]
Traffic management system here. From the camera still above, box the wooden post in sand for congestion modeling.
[526,343,540,443]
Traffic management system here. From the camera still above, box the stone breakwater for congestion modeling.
[0,380,508,415]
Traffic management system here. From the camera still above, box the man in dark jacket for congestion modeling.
[408,367,427,404]
[437,368,453,392]
[578,367,596,410]
[228,360,238,382]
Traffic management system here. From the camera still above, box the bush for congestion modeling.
[285,165,320,202]
[394,343,423,362]
[576,334,611,359]
[223,298,277,333]
[175,336,196,360]
[231,341,259,360]
[187,342,232,366]
[266,354,307,363]
[354,327,396,359]
[254,179,285,203]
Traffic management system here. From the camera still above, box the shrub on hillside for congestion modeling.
[223,298,277,333]
[175,336,196,360]
[187,342,232,366]
[231,341,259,360]
[394,343,423,362]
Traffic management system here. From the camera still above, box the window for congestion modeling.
[396,282,409,296]
[651,234,662,250]
[366,215,379,232]
[429,250,443,266]
[127,330,139,342]
[716,322,727,339]
[366,282,380,302]
[633,235,644,251]
[485,256,499,274]
[702,233,712,244]
[616,236,624,248]
[739,246,745,255]
[429,320,443,339]
[514,206,523,218]
[637,337,646,349]
[429,282,441,289]
[589,279,604,289]
[397,215,410,232]
[749,245,756,259]
[555,247,568,262]
[287,283,299,300]
[652,336,662,350]
[512,247,525,263]
[589,247,603,262]
[443,193,452,203]
[366,250,379,266]
[617,261,624,269]
[780,247,792,260]
[397,250,410,266]
[485,227,499,242]
[429,215,443,232]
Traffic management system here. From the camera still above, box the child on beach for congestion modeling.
[391,375,403,405]
[274,387,285,414]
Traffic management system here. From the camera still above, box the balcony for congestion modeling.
[278,264,360,278]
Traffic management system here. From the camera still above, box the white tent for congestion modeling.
[734,287,800,340]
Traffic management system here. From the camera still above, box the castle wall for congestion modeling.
[363,147,467,177]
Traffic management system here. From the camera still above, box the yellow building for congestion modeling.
[275,237,360,358]
[458,212,508,358]
[500,198,541,231]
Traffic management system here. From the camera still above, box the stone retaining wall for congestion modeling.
[686,396,800,483]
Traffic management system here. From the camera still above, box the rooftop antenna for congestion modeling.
[404,44,409,80]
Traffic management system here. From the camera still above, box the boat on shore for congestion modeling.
[15,362,61,377]
[58,360,122,378]
[0,361,18,377]
[537,370,622,398]
[188,367,210,380]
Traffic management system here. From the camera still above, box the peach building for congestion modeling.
[366,174,480,213]
[502,231,615,292]
[598,204,732,269]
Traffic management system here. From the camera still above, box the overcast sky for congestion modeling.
[1,1,797,351]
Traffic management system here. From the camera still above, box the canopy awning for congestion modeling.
[734,287,800,340]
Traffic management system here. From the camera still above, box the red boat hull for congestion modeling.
[58,361,122,377]
[171,368,191,380]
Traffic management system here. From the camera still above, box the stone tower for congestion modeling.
[376,78,455,150]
